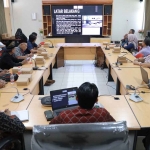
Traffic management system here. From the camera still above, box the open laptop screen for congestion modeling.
[50,87,78,111]
[140,66,149,84]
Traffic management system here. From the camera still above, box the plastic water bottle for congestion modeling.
[10,74,14,84]
[18,67,22,75]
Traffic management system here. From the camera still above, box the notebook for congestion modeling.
[11,110,29,122]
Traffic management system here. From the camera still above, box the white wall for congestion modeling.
[9,0,43,43]
[9,0,145,42]
[111,0,145,41]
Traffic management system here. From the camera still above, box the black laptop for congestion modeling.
[50,87,78,117]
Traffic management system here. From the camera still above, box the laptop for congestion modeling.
[50,87,78,117]
[140,66,150,88]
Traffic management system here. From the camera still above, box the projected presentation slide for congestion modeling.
[82,15,102,35]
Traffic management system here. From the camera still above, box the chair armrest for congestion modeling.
[0,136,21,149]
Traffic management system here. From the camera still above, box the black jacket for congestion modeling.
[0,52,22,70]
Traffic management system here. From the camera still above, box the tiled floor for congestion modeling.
[43,60,145,150]
[44,60,116,95]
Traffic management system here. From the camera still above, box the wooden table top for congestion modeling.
[0,93,33,111]
[0,70,44,93]
[113,67,150,93]
[103,48,139,68]
[56,43,101,47]
[24,95,51,129]
[98,95,140,130]
[125,93,150,128]
[24,95,140,130]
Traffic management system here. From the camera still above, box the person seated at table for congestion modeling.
[50,82,115,124]
[25,34,38,54]
[123,34,138,52]
[0,109,25,150]
[0,45,28,70]
[14,42,33,60]
[31,32,41,48]
[134,37,150,58]
[15,28,28,43]
[133,54,150,68]
[121,29,135,47]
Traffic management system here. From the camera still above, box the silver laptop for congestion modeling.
[50,87,78,117]
[140,66,150,88]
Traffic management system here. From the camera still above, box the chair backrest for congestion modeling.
[31,121,129,150]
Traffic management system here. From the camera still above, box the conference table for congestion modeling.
[1,41,150,150]
[24,95,140,130]
[0,93,34,111]
[113,67,150,95]
[0,70,44,95]
[125,93,150,128]
[23,95,140,150]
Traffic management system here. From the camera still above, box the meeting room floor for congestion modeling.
[43,60,145,150]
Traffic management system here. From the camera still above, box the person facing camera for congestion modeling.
[0,45,28,70]
[123,34,138,52]
[50,82,115,124]
[25,34,38,54]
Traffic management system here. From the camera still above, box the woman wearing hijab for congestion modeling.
[15,28,27,43]
[123,34,138,52]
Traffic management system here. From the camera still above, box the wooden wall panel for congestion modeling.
[42,0,113,4]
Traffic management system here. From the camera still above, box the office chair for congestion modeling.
[31,121,129,150]
[0,134,25,150]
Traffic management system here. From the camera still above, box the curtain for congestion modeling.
[0,0,7,40]
[144,0,150,36]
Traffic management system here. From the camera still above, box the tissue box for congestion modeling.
[112,47,121,53]
[37,47,46,52]
[118,57,127,63]
[12,67,19,74]
[16,78,29,86]
[39,52,49,59]
[103,42,108,45]
[36,60,45,64]
[35,56,44,61]
[19,74,32,82]
[21,68,33,74]
[109,45,115,48]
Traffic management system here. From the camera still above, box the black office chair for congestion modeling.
[0,134,25,150]
[31,121,129,150]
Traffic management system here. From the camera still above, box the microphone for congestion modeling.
[11,87,24,102]
[0,87,24,102]
[48,40,54,48]
[105,44,110,50]
[31,58,39,70]
[130,83,150,102]
[116,53,128,66]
